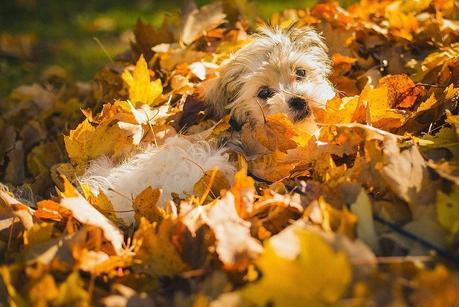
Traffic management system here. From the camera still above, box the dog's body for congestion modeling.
[82,26,334,224]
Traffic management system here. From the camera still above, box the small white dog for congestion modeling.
[81,25,335,224]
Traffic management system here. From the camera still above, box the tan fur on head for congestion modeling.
[203,24,335,129]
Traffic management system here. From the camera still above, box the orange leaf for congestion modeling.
[254,114,298,153]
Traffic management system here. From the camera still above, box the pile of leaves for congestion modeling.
[1,0,459,305]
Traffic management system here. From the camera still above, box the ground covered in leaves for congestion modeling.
[1,0,459,306]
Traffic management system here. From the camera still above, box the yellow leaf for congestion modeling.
[413,265,459,307]
[53,272,90,307]
[23,222,54,247]
[122,54,162,106]
[241,225,351,307]
[64,119,132,169]
[133,187,166,224]
[436,186,459,234]
[350,190,379,252]
[26,141,64,177]
[231,169,256,218]
[81,183,124,225]
[249,151,297,182]
[199,192,263,267]
[133,218,189,276]
[59,178,124,254]
[193,168,230,204]
[316,95,360,125]
[359,85,406,129]
[254,114,298,153]
[0,266,28,307]
[378,74,424,108]
[26,273,59,307]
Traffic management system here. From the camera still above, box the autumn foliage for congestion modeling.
[1,0,459,305]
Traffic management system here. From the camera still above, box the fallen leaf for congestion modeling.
[350,189,380,252]
[59,178,124,254]
[203,193,263,267]
[132,187,166,224]
[133,218,189,276]
[254,114,298,153]
[181,1,226,45]
[241,224,352,306]
[122,55,162,106]
[436,185,459,234]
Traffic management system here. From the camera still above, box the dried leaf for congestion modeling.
[241,224,352,306]
[181,1,226,45]
[254,114,298,153]
[59,178,124,254]
[122,55,162,106]
[132,187,166,224]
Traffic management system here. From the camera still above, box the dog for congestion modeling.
[81,25,334,224]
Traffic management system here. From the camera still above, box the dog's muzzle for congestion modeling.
[288,97,311,121]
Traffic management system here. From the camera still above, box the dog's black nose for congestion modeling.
[288,97,307,111]
[288,97,311,120]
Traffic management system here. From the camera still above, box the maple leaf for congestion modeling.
[133,218,190,276]
[25,272,59,307]
[4,0,459,305]
[231,168,256,218]
[59,177,124,255]
[23,222,54,247]
[250,193,303,240]
[121,55,162,106]
[254,113,298,153]
[180,1,226,45]
[357,85,407,130]
[193,168,230,204]
[132,186,166,224]
[413,265,459,307]
[350,190,380,252]
[208,192,264,267]
[241,224,352,307]
[180,192,263,268]
[64,118,132,170]
[378,74,424,109]
[53,272,90,307]
[436,186,459,234]
[0,189,34,230]
[132,19,174,61]
[249,151,298,182]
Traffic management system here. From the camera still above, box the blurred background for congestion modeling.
[0,0,326,96]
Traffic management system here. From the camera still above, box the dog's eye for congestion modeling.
[257,87,274,100]
[295,68,306,78]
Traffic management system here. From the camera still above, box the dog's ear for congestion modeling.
[286,25,331,75]
[203,59,246,118]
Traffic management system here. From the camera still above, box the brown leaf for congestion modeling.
[181,1,226,45]
[133,187,166,224]
[378,74,424,109]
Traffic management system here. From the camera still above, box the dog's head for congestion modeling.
[204,25,335,128]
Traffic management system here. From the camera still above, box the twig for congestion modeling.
[93,37,114,64]
[7,217,16,251]
[416,82,449,89]
[373,214,459,266]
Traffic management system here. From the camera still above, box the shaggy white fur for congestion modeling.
[80,136,235,224]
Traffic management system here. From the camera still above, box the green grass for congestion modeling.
[0,0,317,96]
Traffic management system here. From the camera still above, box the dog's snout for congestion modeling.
[288,97,311,121]
[288,97,307,111]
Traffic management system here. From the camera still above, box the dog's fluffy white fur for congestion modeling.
[81,25,334,224]
[81,136,235,223]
